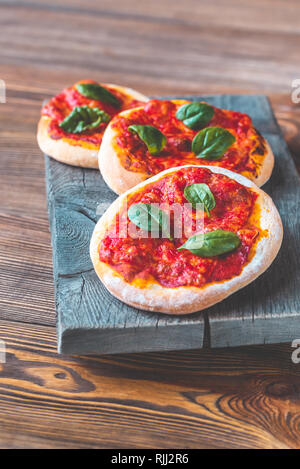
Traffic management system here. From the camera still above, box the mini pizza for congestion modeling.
[37,80,149,168]
[99,99,274,194]
[90,165,283,314]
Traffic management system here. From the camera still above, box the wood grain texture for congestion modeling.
[46,95,300,354]
[1,320,300,449]
[1,0,300,449]
[2,0,300,96]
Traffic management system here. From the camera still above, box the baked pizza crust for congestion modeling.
[252,140,274,187]
[90,165,283,315]
[99,105,275,194]
[37,84,149,168]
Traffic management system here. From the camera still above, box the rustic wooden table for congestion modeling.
[1,0,300,449]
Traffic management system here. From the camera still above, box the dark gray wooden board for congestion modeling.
[45,95,300,354]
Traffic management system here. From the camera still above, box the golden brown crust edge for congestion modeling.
[251,140,274,187]
[99,106,275,193]
[99,117,149,192]
[99,102,189,194]
[37,85,149,168]
[90,165,283,315]
[37,116,100,168]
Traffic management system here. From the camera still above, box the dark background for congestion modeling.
[0,0,300,449]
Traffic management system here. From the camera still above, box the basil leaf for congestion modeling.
[184,183,215,216]
[128,203,170,238]
[128,125,166,156]
[192,126,236,160]
[75,83,121,108]
[59,106,110,133]
[178,230,240,257]
[176,102,214,130]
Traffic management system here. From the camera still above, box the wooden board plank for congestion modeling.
[199,96,300,347]
[45,94,300,354]
[45,156,205,355]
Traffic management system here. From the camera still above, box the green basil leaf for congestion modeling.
[128,203,171,238]
[184,183,215,216]
[59,106,110,133]
[75,83,121,108]
[192,126,236,160]
[178,230,240,257]
[128,125,166,156]
[176,102,214,130]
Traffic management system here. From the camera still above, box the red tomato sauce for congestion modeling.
[41,80,144,147]
[98,167,260,288]
[112,99,266,177]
